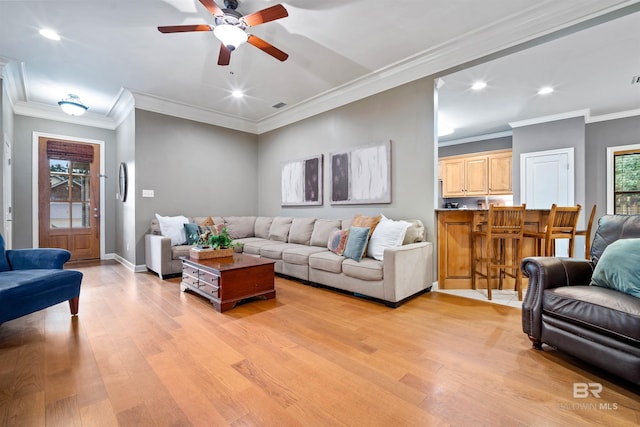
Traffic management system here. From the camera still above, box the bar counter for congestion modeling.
[436,208,550,289]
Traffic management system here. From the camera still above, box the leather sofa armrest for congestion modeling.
[6,248,71,270]
[520,257,595,341]
[145,234,173,278]
[382,242,433,303]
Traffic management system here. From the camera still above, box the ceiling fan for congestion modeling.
[158,0,289,66]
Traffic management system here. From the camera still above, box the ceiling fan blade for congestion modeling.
[218,44,231,66]
[199,0,224,16]
[247,35,288,62]
[242,4,288,27]
[158,24,212,33]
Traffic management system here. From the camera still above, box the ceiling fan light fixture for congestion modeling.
[213,24,247,51]
[58,94,88,116]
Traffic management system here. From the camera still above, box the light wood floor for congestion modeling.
[1,262,638,426]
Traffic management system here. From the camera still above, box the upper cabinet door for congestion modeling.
[489,153,512,194]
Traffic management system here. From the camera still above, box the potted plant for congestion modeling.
[190,227,237,259]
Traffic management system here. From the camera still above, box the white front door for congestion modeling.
[521,148,574,256]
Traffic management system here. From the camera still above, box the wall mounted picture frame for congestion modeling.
[330,140,391,205]
[281,154,323,206]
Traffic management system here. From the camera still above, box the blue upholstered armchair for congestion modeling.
[0,234,83,324]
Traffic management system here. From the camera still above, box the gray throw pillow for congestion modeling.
[590,238,640,298]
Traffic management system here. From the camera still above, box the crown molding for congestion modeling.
[131,91,258,134]
[13,100,120,130]
[587,108,640,123]
[509,109,590,129]
[439,131,514,147]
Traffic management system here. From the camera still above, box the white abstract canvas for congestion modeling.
[281,155,323,206]
[330,141,391,204]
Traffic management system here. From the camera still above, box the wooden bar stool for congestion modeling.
[524,204,582,257]
[575,204,597,260]
[472,204,526,301]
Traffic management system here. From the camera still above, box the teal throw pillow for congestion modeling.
[343,226,371,262]
[590,238,640,298]
[184,223,200,245]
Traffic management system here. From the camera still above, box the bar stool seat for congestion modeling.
[472,204,526,301]
[524,204,582,257]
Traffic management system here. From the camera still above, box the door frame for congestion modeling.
[32,132,106,258]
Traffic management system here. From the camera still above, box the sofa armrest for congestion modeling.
[382,242,433,302]
[520,256,595,341]
[145,234,173,278]
[6,248,71,270]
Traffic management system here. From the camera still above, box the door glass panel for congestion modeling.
[50,202,70,228]
[71,176,90,202]
[71,202,91,228]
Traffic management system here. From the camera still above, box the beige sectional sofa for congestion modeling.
[145,215,433,306]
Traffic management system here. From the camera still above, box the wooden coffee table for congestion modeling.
[180,253,275,312]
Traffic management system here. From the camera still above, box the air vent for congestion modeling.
[632,76,640,85]
[272,102,287,109]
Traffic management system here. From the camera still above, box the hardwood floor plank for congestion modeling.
[0,262,638,426]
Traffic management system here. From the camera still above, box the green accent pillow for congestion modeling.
[590,238,640,298]
[184,223,200,245]
[343,226,370,262]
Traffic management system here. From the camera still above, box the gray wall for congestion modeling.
[115,109,136,263]
[586,115,640,220]
[133,109,259,264]
[13,115,116,250]
[438,135,512,158]
[512,116,586,211]
[257,77,437,240]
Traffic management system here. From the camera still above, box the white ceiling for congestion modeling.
[1,0,639,139]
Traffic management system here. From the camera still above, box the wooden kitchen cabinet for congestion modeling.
[488,151,512,194]
[440,149,511,197]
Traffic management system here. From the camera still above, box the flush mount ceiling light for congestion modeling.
[39,28,60,41]
[231,89,244,98]
[471,81,487,90]
[538,86,554,95]
[58,94,88,116]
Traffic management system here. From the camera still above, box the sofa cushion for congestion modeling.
[342,258,384,281]
[343,226,370,262]
[309,251,344,273]
[155,214,189,246]
[269,217,293,242]
[544,286,640,343]
[403,219,426,244]
[590,238,640,298]
[288,218,316,245]
[260,243,300,260]
[224,216,257,239]
[310,219,341,247]
[367,216,411,261]
[243,240,280,256]
[170,244,191,260]
[254,217,273,239]
[283,246,328,265]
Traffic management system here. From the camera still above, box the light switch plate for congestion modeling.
[142,189,154,198]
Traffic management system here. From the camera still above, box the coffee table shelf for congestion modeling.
[180,254,275,312]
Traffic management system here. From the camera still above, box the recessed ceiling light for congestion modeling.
[471,81,487,90]
[39,28,60,41]
[538,86,554,95]
[231,90,244,98]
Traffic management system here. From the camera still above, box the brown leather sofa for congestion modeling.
[521,214,640,386]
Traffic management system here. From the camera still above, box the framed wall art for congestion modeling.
[281,154,323,206]
[330,140,391,205]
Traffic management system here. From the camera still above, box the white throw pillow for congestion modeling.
[155,214,189,246]
[367,215,411,261]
